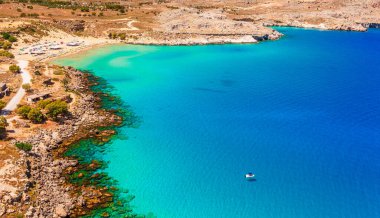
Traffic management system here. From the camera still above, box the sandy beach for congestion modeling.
[13,30,114,63]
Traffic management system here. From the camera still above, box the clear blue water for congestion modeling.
[55,28,380,218]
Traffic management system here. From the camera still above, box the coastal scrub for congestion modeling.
[15,142,33,152]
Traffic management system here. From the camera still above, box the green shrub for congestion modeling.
[80,7,89,12]
[27,108,45,123]
[28,13,39,17]
[17,105,32,118]
[119,33,126,40]
[45,100,68,120]
[0,116,8,139]
[0,49,14,58]
[22,83,31,92]
[53,69,64,75]
[37,99,52,109]
[15,142,32,152]
[0,41,12,49]
[1,32,10,39]
[9,65,21,73]
[8,36,17,42]
[0,116,8,128]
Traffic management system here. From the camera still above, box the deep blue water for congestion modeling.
[55,28,380,218]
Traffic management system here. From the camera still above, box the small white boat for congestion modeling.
[245,173,256,181]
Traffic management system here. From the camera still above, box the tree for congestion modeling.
[27,108,45,123]
[37,99,52,109]
[45,100,68,120]
[9,64,21,73]
[22,83,31,92]
[17,105,32,119]
[0,100,6,110]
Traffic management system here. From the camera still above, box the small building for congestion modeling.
[0,83,10,98]
[26,92,50,103]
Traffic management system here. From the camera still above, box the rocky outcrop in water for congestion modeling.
[362,23,380,29]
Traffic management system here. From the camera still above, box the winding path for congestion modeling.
[2,60,32,114]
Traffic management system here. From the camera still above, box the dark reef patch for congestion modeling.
[62,71,149,217]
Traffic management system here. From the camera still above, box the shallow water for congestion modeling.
[55,28,380,218]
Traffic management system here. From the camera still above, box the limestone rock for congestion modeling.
[55,204,68,217]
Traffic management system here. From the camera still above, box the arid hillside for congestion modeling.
[0,0,379,45]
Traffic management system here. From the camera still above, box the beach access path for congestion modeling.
[2,60,32,113]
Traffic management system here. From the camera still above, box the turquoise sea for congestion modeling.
[55,28,380,218]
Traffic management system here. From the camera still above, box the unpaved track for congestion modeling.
[2,60,32,113]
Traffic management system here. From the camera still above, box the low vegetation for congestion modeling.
[0,49,14,58]
[37,99,52,109]
[13,0,126,12]
[0,100,6,110]
[53,69,64,75]
[17,100,68,122]
[1,32,17,43]
[0,116,8,139]
[17,105,32,119]
[45,100,68,120]
[20,13,40,18]
[108,32,127,40]
[0,41,12,50]
[9,65,21,73]
[15,142,33,152]
[22,83,32,92]
[27,108,45,123]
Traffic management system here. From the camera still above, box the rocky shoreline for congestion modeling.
[0,67,136,217]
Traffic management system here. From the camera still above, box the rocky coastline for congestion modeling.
[0,67,137,217]
[362,23,380,29]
